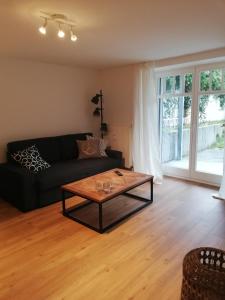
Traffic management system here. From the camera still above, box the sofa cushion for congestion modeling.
[36,157,121,191]
[7,137,60,164]
[77,139,101,159]
[86,135,108,157]
[59,133,92,160]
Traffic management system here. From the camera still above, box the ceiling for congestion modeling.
[0,0,225,69]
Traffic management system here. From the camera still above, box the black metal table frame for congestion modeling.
[62,177,153,233]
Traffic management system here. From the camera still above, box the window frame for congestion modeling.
[156,66,195,178]
[155,61,225,185]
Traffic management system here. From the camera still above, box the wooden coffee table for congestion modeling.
[62,168,153,233]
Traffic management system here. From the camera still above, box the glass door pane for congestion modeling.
[161,96,192,169]
[196,94,225,175]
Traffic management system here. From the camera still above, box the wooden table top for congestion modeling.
[62,168,153,203]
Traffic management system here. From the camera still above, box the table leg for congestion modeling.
[62,190,66,214]
[99,203,103,233]
[150,178,153,202]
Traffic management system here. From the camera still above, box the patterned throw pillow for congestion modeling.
[86,135,108,157]
[77,139,102,159]
[11,145,51,173]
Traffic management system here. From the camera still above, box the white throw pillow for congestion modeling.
[11,145,51,173]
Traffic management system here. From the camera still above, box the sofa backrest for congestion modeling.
[7,136,61,164]
[59,133,92,160]
[7,132,92,163]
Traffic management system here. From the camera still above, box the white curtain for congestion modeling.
[214,146,225,200]
[132,62,163,184]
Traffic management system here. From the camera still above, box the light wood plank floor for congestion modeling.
[0,177,224,300]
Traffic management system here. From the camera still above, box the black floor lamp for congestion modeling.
[91,90,108,138]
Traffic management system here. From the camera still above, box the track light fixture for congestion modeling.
[58,23,65,38]
[39,17,47,35]
[38,13,78,43]
[70,27,78,42]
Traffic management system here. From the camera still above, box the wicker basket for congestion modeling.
[181,247,225,300]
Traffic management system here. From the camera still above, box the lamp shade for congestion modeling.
[91,94,100,104]
[93,107,100,116]
[100,122,108,132]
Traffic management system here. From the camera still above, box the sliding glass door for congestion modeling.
[157,62,225,185]
[191,64,225,184]
[158,68,193,178]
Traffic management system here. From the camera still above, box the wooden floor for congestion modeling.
[0,177,224,300]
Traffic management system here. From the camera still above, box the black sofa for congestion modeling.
[0,133,123,212]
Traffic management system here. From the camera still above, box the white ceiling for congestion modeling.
[0,0,225,68]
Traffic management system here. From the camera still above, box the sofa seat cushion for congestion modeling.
[36,157,121,191]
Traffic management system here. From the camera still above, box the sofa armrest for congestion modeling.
[106,149,123,160]
[0,163,38,212]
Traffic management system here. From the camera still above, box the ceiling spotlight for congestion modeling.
[39,18,47,35]
[70,27,78,42]
[37,14,79,42]
[58,23,65,38]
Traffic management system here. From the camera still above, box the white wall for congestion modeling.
[0,59,98,162]
[99,65,136,167]
[1,49,224,165]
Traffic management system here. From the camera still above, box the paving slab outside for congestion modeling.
[165,147,224,175]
